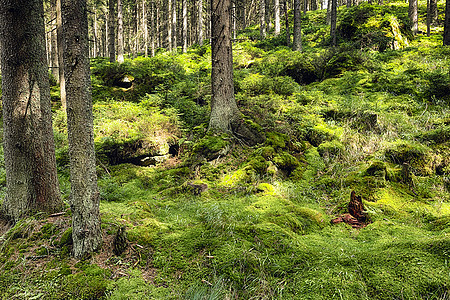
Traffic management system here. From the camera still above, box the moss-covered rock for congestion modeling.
[317,140,345,158]
[273,151,300,175]
[192,134,231,161]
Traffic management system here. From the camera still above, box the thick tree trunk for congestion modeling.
[260,0,266,39]
[330,0,337,46]
[183,0,188,52]
[445,0,450,45]
[274,0,281,35]
[409,0,418,35]
[210,0,264,145]
[117,0,124,62]
[293,0,302,51]
[61,0,102,259]
[0,0,63,222]
[210,0,241,132]
[108,0,116,62]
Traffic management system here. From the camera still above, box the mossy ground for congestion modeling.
[1,0,450,298]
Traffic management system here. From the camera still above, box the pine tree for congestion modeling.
[0,0,63,222]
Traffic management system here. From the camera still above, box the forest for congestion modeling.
[0,0,449,298]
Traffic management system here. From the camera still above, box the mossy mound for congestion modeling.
[383,140,436,176]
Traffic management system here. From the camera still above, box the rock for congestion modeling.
[113,226,128,256]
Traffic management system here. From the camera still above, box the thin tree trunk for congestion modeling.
[260,0,266,39]
[108,0,116,62]
[51,0,59,81]
[293,0,302,51]
[144,0,149,56]
[285,0,290,46]
[0,0,63,222]
[172,0,178,49]
[199,0,204,44]
[56,0,66,108]
[117,0,124,62]
[274,0,281,35]
[427,0,431,37]
[183,0,188,52]
[444,0,450,45]
[61,0,102,259]
[409,0,418,35]
[330,0,337,46]
[430,0,437,25]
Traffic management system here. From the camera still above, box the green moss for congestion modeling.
[418,125,450,144]
[192,134,231,161]
[317,140,344,158]
[59,228,73,246]
[272,151,299,175]
[256,183,276,195]
[265,132,287,149]
[384,140,435,176]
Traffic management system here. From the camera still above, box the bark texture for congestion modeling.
[210,0,265,146]
[61,0,102,259]
[274,0,281,35]
[330,0,337,46]
[57,0,67,108]
[445,0,450,45]
[0,0,63,222]
[117,0,124,62]
[293,0,302,51]
[260,0,266,39]
[108,0,116,62]
[409,0,418,35]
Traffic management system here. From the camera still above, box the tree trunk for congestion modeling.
[108,0,116,62]
[274,0,281,35]
[172,0,178,49]
[260,0,266,39]
[199,0,204,45]
[445,0,450,45]
[427,0,431,36]
[0,0,63,222]
[409,0,418,35]
[183,0,188,52]
[51,0,59,81]
[117,0,125,62]
[57,0,67,108]
[210,0,242,132]
[210,0,264,145]
[430,0,437,25]
[293,0,302,51]
[285,0,290,46]
[61,0,102,259]
[330,0,337,46]
[143,0,149,56]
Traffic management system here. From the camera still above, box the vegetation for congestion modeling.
[0,0,450,299]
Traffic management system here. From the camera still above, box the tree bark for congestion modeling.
[274,0,281,35]
[260,0,266,39]
[172,0,178,50]
[143,0,149,56]
[117,0,124,62]
[293,0,302,51]
[210,0,241,132]
[108,0,116,62]
[430,0,437,25]
[61,0,102,259]
[57,0,67,108]
[199,0,204,45]
[285,0,290,46]
[445,0,450,45]
[51,0,59,81]
[330,0,337,46]
[210,0,264,145]
[183,0,188,52]
[0,0,63,222]
[408,0,418,35]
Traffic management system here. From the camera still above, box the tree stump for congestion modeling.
[331,191,370,228]
[113,226,128,256]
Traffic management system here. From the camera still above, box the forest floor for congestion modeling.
[0,1,450,299]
